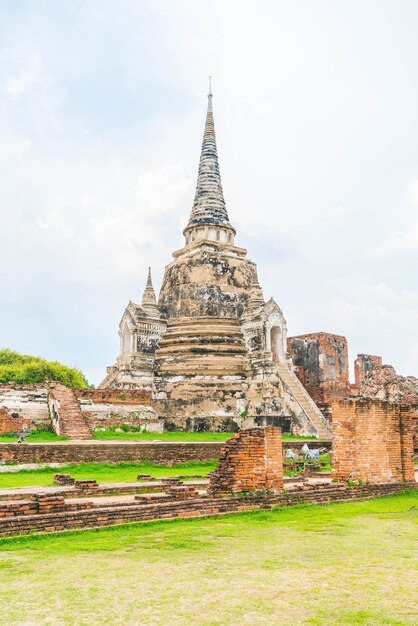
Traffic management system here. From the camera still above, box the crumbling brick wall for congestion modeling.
[354,354,382,388]
[0,384,50,434]
[208,427,283,496]
[0,406,28,435]
[0,383,157,436]
[355,360,418,450]
[70,387,158,432]
[287,333,349,411]
[331,399,415,483]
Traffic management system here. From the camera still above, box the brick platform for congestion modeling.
[0,481,415,537]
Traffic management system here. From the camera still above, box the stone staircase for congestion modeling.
[48,385,93,440]
[276,362,331,440]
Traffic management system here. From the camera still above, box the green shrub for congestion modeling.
[0,349,88,388]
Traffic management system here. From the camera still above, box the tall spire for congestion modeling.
[184,81,235,236]
[141,267,158,313]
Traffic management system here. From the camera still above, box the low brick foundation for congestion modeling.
[0,441,222,465]
[0,481,414,537]
[0,439,330,466]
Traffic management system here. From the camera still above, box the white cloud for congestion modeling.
[407,179,418,205]
[0,137,31,157]
[3,57,41,97]
[0,0,417,383]
[364,178,418,257]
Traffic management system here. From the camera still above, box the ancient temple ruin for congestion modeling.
[100,89,331,438]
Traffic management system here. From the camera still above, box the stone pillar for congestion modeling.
[208,427,283,496]
[331,399,415,484]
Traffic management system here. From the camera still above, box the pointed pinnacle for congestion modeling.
[146,266,153,288]
[185,85,233,231]
[141,267,157,310]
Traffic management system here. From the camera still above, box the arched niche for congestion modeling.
[121,322,133,356]
[270,325,284,364]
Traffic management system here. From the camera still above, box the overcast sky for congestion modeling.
[1,0,417,385]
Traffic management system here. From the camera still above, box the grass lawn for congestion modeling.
[93,430,235,441]
[0,430,318,443]
[0,430,68,443]
[0,455,331,488]
[0,491,416,625]
[93,430,318,441]
[0,461,217,489]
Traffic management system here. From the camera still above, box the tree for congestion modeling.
[0,349,89,388]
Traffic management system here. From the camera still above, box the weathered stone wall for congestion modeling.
[208,428,283,495]
[74,387,159,432]
[158,241,255,321]
[81,404,162,433]
[0,384,50,434]
[331,399,415,483]
[287,333,349,407]
[72,388,151,405]
[0,383,157,436]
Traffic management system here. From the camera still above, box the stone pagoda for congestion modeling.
[100,89,330,438]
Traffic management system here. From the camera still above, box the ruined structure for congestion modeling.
[0,383,159,438]
[287,336,418,443]
[354,354,382,388]
[287,333,350,415]
[354,359,418,450]
[101,90,330,438]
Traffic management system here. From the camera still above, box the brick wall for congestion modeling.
[0,439,330,465]
[0,441,222,465]
[208,427,283,495]
[287,333,349,408]
[331,399,415,483]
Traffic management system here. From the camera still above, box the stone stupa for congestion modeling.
[100,87,330,438]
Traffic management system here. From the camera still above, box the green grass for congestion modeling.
[0,429,318,443]
[93,430,318,441]
[0,461,217,489]
[0,491,416,625]
[0,429,69,443]
[92,430,235,441]
[93,430,317,441]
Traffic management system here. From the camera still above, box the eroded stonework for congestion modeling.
[100,92,331,438]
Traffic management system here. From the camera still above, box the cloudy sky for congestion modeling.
[1,0,417,385]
